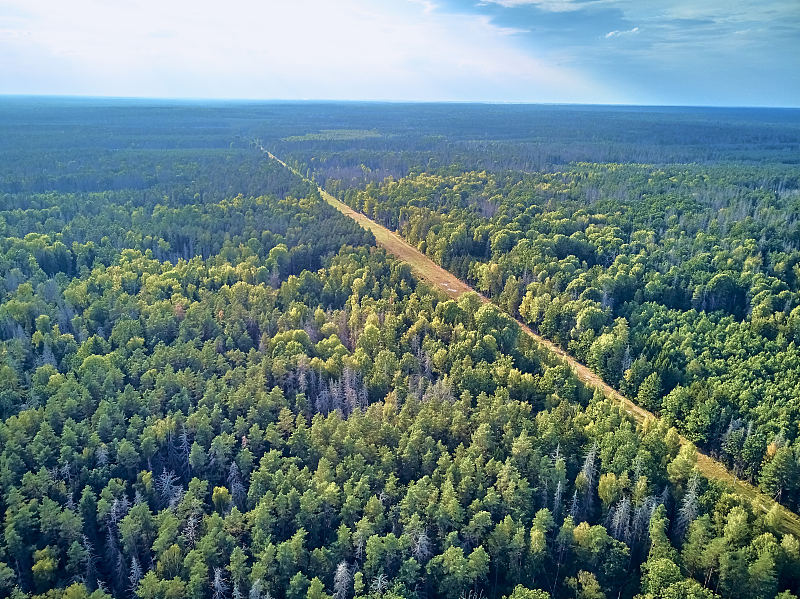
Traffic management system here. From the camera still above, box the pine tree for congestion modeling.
[411,530,431,562]
[213,567,230,599]
[333,562,352,599]
[610,496,631,543]
[580,443,598,517]
[228,462,246,508]
[129,556,142,597]
[675,472,700,540]
[553,480,564,520]
[249,579,265,599]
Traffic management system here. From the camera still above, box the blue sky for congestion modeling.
[0,0,797,106]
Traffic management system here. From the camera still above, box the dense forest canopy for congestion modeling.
[1,99,800,599]
[325,139,800,513]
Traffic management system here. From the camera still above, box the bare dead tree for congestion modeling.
[333,561,352,599]
[213,567,230,599]
[129,556,143,597]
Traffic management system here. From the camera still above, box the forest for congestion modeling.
[1,99,800,599]
[328,156,800,511]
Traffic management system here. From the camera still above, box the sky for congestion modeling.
[0,0,797,106]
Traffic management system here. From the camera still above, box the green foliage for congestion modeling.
[335,160,800,511]
[1,101,799,599]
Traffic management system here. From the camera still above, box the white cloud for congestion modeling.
[408,0,438,14]
[605,26,639,38]
[0,0,619,102]
[478,0,589,11]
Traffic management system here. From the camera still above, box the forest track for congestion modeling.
[264,149,800,538]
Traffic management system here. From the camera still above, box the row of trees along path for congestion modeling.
[263,148,800,538]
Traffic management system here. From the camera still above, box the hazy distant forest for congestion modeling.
[1,98,800,599]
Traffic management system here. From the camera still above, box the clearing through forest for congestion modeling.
[264,148,800,538]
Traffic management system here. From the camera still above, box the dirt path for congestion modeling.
[265,149,800,537]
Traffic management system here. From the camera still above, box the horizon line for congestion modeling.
[1,93,798,111]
